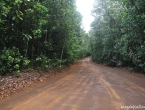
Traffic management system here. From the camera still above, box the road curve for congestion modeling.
[0,57,145,110]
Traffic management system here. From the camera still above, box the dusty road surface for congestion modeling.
[0,57,145,110]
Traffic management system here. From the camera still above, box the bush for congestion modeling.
[0,47,29,76]
[0,47,22,75]
[35,54,51,70]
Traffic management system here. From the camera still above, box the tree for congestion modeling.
[0,0,88,75]
[90,0,145,73]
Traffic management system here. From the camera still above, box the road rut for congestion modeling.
[0,57,145,110]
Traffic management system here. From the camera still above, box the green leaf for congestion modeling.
[12,17,16,20]
[122,0,127,3]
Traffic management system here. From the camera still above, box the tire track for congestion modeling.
[11,68,83,110]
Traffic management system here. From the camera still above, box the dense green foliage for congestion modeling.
[0,0,89,75]
[90,0,145,73]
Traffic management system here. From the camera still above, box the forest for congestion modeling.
[90,0,145,73]
[0,0,90,76]
[1,0,145,76]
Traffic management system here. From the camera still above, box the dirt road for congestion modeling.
[0,57,145,110]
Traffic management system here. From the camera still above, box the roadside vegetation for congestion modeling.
[0,0,90,76]
[90,0,145,73]
[1,0,144,76]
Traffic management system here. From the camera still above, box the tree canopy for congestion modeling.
[2,0,144,75]
[0,0,90,76]
[90,0,145,73]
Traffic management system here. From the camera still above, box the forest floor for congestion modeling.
[0,67,69,99]
[0,57,145,110]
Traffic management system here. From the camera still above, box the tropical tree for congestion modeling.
[90,0,145,73]
[0,0,89,75]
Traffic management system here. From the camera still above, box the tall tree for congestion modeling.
[0,0,88,75]
[90,0,145,73]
